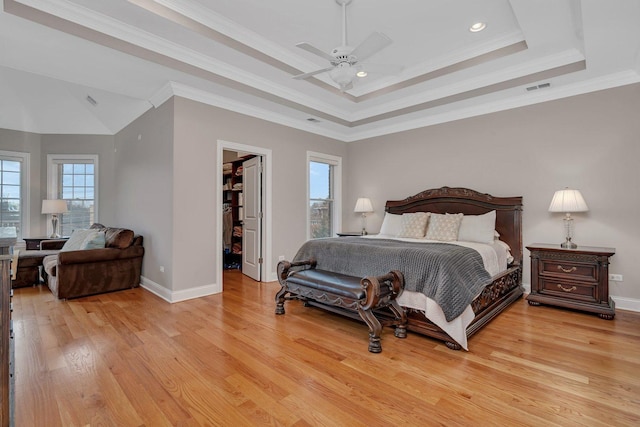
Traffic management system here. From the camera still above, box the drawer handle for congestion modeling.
[557,265,577,273]
[557,284,577,293]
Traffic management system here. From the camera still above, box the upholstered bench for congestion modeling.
[275,259,407,353]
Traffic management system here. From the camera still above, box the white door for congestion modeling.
[242,156,262,281]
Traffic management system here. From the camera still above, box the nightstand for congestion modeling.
[526,243,615,319]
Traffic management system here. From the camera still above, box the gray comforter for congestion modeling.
[292,237,492,321]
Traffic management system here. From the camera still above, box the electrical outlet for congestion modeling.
[160,266,165,273]
[609,274,623,282]
[278,255,285,261]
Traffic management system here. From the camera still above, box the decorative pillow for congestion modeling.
[457,210,497,244]
[60,229,94,252]
[397,212,430,238]
[379,213,403,236]
[424,213,463,241]
[80,230,106,250]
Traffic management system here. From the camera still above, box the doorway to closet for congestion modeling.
[217,140,272,289]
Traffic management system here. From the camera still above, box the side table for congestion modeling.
[526,243,615,319]
[23,236,68,251]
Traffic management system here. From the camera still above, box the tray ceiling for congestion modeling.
[1,0,639,141]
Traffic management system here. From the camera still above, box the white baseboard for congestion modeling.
[139,276,639,312]
[611,296,640,313]
[140,276,221,303]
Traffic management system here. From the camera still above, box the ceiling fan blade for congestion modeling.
[292,66,335,80]
[350,32,392,62]
[359,63,404,75]
[295,42,336,62]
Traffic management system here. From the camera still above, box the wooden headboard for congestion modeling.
[385,187,523,266]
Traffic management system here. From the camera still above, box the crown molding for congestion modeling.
[166,82,345,141]
[342,70,640,142]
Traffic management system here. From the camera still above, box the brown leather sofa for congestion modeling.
[42,224,144,299]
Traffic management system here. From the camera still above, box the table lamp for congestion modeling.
[548,188,588,249]
[42,199,68,238]
[354,197,374,235]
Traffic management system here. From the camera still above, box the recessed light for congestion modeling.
[356,71,368,78]
[469,22,486,32]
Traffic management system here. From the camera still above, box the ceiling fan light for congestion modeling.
[329,63,356,88]
[356,71,368,77]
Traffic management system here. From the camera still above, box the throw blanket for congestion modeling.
[293,237,492,322]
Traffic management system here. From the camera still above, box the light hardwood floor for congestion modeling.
[12,270,640,426]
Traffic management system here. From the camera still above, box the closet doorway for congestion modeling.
[217,140,272,289]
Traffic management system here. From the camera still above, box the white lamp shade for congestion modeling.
[548,188,589,213]
[354,197,374,213]
[42,199,68,214]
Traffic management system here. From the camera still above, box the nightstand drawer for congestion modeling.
[539,259,598,282]
[538,278,597,302]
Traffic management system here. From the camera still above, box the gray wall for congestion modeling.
[114,99,174,290]
[172,97,346,290]
[40,134,117,227]
[344,84,640,302]
[0,129,115,238]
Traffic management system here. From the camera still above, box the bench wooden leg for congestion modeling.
[357,305,383,353]
[275,286,287,315]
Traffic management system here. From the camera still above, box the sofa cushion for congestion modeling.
[90,223,133,249]
[43,254,58,277]
[105,228,134,249]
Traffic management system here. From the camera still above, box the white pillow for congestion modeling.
[60,229,93,252]
[424,213,463,241]
[457,211,497,245]
[397,212,430,238]
[378,213,403,236]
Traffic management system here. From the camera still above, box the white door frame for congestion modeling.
[216,140,272,289]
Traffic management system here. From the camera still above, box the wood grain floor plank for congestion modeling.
[10,270,640,426]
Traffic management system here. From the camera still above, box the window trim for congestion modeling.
[307,151,342,240]
[47,154,99,235]
[0,150,30,241]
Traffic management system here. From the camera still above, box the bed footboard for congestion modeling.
[401,265,523,349]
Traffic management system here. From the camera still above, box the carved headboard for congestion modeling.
[385,187,523,266]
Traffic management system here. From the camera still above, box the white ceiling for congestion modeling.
[1,0,639,142]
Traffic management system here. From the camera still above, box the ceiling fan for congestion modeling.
[292,0,401,91]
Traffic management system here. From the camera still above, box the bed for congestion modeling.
[287,187,524,350]
[378,186,523,349]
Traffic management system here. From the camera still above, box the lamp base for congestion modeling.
[361,229,368,236]
[561,239,577,249]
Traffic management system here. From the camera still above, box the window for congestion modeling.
[307,152,341,239]
[48,155,98,236]
[0,150,29,240]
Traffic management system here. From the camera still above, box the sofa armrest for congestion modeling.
[57,246,144,265]
[41,239,67,250]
